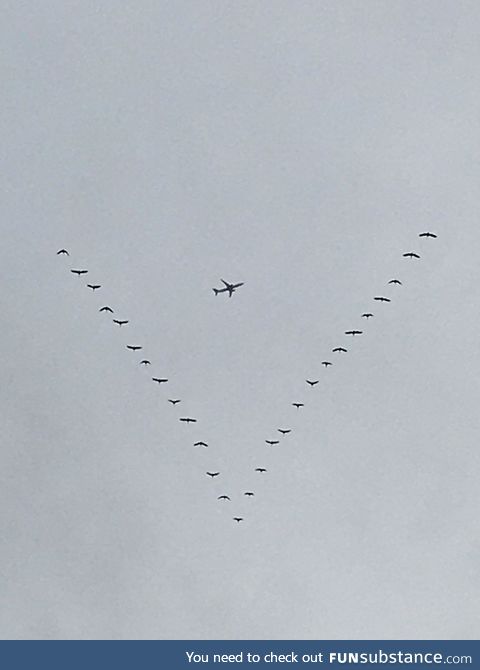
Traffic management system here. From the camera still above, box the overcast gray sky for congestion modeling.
[1,0,480,640]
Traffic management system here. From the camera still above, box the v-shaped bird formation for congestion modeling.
[57,231,437,524]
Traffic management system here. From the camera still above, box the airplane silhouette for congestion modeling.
[292,402,304,409]
[278,429,291,435]
[99,306,114,313]
[403,252,420,259]
[265,440,280,446]
[87,284,101,291]
[374,296,391,302]
[333,347,347,353]
[345,330,363,336]
[194,441,208,448]
[139,360,151,366]
[233,517,244,523]
[113,319,128,326]
[168,399,181,405]
[255,467,267,473]
[180,417,197,423]
[126,345,142,351]
[206,471,220,478]
[213,279,244,298]
[362,313,374,319]
[322,361,332,367]
[389,279,402,285]
[57,249,69,256]
[244,492,255,497]
[218,495,230,501]
[152,377,168,384]
[306,379,319,387]
[419,232,437,238]
[71,269,88,276]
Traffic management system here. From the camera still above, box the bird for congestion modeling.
[388,279,402,285]
[265,440,280,446]
[218,495,230,501]
[362,313,374,319]
[292,402,304,409]
[255,467,267,473]
[278,429,291,435]
[206,471,220,478]
[87,284,101,291]
[419,232,437,238]
[306,379,319,386]
[180,417,197,423]
[126,345,142,351]
[113,319,129,326]
[152,377,168,384]
[233,517,244,523]
[345,330,363,336]
[322,361,332,367]
[139,360,151,366]
[71,269,88,276]
[56,249,69,256]
[333,347,347,353]
[168,399,181,405]
[194,441,208,448]
[403,252,421,259]
[244,492,255,497]
[99,306,114,313]
[374,297,391,302]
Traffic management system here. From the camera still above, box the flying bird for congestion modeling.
[345,330,363,336]
[403,252,421,259]
[362,313,374,319]
[278,429,291,435]
[419,232,437,238]
[255,467,267,473]
[218,495,230,501]
[56,249,69,256]
[233,517,244,523]
[306,379,319,387]
[99,306,114,313]
[152,377,168,384]
[180,417,197,423]
[194,441,208,448]
[322,361,332,367]
[87,284,101,291]
[389,279,402,285]
[265,440,280,446]
[333,347,347,353]
[126,345,142,351]
[212,279,244,298]
[374,296,391,302]
[168,399,181,405]
[71,269,88,276]
[206,471,220,478]
[244,492,255,497]
[139,360,151,366]
[292,402,304,409]
[113,319,128,326]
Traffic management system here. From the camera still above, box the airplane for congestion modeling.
[292,402,304,409]
[126,345,142,351]
[244,492,255,497]
[139,360,151,366]
[180,417,197,423]
[403,252,421,259]
[362,313,374,319]
[265,440,280,446]
[374,296,391,302]
[333,347,347,353]
[255,467,267,473]
[113,319,129,326]
[218,495,230,501]
[278,429,291,435]
[233,517,244,523]
[152,377,168,384]
[194,441,208,448]
[168,399,181,405]
[87,284,101,291]
[419,232,437,238]
[57,249,69,256]
[212,279,244,298]
[206,471,220,478]
[322,361,332,367]
[389,279,402,285]
[71,269,88,276]
[345,330,363,336]
[99,306,114,313]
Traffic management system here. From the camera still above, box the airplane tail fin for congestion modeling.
[213,288,219,296]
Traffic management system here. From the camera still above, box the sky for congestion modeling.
[1,0,480,640]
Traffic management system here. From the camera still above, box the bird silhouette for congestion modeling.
[388,279,402,285]
[126,345,142,351]
[194,441,208,448]
[71,269,88,276]
[333,347,347,353]
[292,402,304,408]
[180,417,197,423]
[265,440,280,446]
[57,249,69,256]
[152,377,168,384]
[362,313,374,319]
[255,467,267,473]
[218,495,230,501]
[403,252,421,259]
[419,232,437,238]
[322,361,332,367]
[345,330,363,336]
[206,471,220,478]
[374,297,391,302]
[87,284,101,291]
[233,517,244,523]
[139,360,151,366]
[278,429,291,435]
[113,319,129,326]
[244,492,255,497]
[168,399,181,405]
[306,379,319,386]
[99,306,114,313]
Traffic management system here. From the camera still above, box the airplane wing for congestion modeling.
[221,279,230,287]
